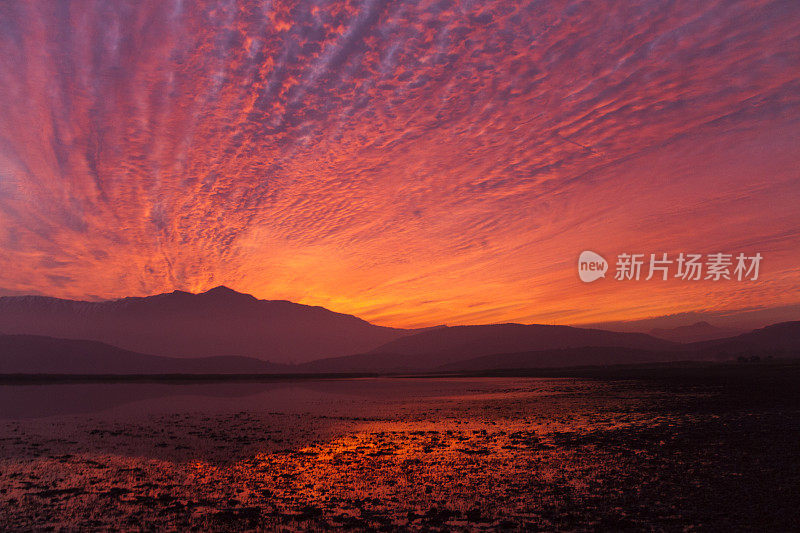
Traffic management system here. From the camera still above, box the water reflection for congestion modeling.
[1,377,796,530]
[0,377,581,419]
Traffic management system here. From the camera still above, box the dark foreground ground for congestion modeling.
[1,361,799,531]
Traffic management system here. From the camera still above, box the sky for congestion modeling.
[0,0,798,329]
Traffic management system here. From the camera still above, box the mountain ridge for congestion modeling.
[301,323,679,373]
[0,334,287,374]
[1,287,798,374]
[0,286,413,364]
[1,322,798,375]
[650,321,742,343]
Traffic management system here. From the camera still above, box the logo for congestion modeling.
[577,251,763,282]
[578,250,608,282]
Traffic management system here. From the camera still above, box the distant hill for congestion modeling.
[0,334,287,374]
[437,347,670,372]
[440,321,800,373]
[1,286,796,375]
[301,323,678,373]
[0,287,413,364]
[650,321,742,343]
[687,321,800,356]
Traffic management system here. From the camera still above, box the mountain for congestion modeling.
[2,322,798,376]
[301,323,678,373]
[0,334,287,374]
[370,323,676,357]
[0,287,412,364]
[441,321,800,372]
[687,321,800,356]
[437,347,670,372]
[650,321,742,343]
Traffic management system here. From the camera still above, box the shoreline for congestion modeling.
[2,358,799,385]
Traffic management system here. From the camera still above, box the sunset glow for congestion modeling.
[0,0,798,327]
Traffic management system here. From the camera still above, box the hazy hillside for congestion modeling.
[369,323,676,357]
[437,347,669,372]
[1,308,796,375]
[0,334,286,374]
[440,321,800,373]
[687,321,800,355]
[302,323,678,373]
[0,287,413,364]
[650,321,742,343]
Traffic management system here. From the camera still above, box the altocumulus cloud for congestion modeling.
[0,0,798,327]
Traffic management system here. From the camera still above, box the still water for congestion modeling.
[0,376,796,530]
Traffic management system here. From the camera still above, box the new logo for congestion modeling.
[578,250,608,282]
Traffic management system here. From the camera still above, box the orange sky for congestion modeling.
[0,0,798,328]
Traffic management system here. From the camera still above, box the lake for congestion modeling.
[1,371,798,530]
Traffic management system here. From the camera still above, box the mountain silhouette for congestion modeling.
[439,321,800,372]
[1,284,797,375]
[0,287,413,364]
[0,334,287,374]
[688,321,800,355]
[301,323,678,373]
[436,346,668,372]
[650,321,742,343]
[1,321,798,376]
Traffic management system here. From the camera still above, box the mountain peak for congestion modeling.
[650,321,742,343]
[200,285,249,297]
[0,288,411,363]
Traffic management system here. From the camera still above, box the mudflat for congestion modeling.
[1,363,798,530]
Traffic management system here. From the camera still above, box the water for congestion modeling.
[0,376,797,530]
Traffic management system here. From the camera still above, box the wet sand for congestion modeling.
[1,364,799,530]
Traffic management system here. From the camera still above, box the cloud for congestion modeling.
[0,0,798,327]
